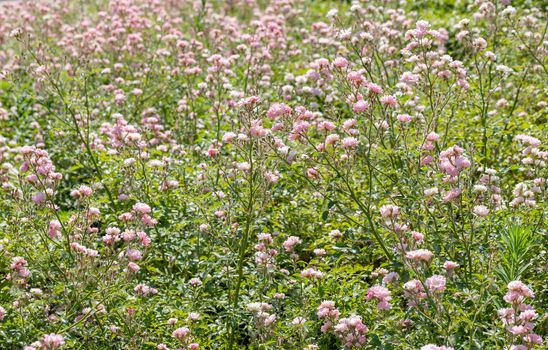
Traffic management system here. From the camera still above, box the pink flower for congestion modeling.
[382,272,400,284]
[365,285,392,310]
[352,100,370,113]
[127,262,140,272]
[443,261,459,270]
[380,95,397,106]
[400,72,420,85]
[473,205,489,217]
[207,147,219,157]
[41,333,65,350]
[301,268,323,279]
[122,230,135,241]
[519,309,538,322]
[282,236,301,252]
[367,82,383,94]
[250,120,268,138]
[48,220,62,239]
[307,168,319,179]
[343,119,357,130]
[317,300,340,319]
[405,249,434,262]
[87,207,101,218]
[267,103,292,120]
[473,37,488,51]
[504,280,534,304]
[10,256,28,270]
[524,333,543,345]
[427,132,439,141]
[379,204,399,218]
[439,145,471,178]
[509,346,527,350]
[240,95,260,107]
[118,212,134,222]
[333,57,348,68]
[78,185,93,197]
[325,133,340,146]
[509,325,529,335]
[342,137,359,148]
[403,279,427,306]
[265,171,280,184]
[133,202,151,214]
[443,188,462,203]
[141,214,158,226]
[127,249,142,261]
[457,79,470,89]
[222,132,237,143]
[333,316,368,348]
[347,71,365,86]
[424,187,439,197]
[237,162,251,172]
[421,155,434,165]
[397,114,413,123]
[498,307,515,325]
[411,231,425,242]
[32,192,46,205]
[137,231,151,246]
[172,327,191,341]
[515,134,541,147]
[189,278,202,287]
[318,121,336,131]
[425,275,446,293]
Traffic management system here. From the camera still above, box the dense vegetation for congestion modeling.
[0,0,546,349]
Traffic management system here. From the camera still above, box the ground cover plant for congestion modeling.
[0,0,546,349]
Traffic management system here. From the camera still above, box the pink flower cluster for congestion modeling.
[267,103,293,120]
[8,256,31,286]
[510,180,544,209]
[40,333,65,350]
[134,283,158,297]
[254,233,277,268]
[379,204,400,219]
[171,326,198,349]
[365,285,392,310]
[17,146,62,205]
[403,279,427,307]
[282,235,301,260]
[439,145,471,182]
[405,249,434,263]
[300,267,324,279]
[317,300,340,333]
[333,316,368,348]
[129,202,158,227]
[424,275,447,293]
[503,280,535,305]
[247,302,276,327]
[499,281,542,348]
[515,134,546,168]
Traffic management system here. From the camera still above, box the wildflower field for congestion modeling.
[0,0,546,349]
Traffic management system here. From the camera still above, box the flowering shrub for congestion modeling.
[0,0,545,349]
